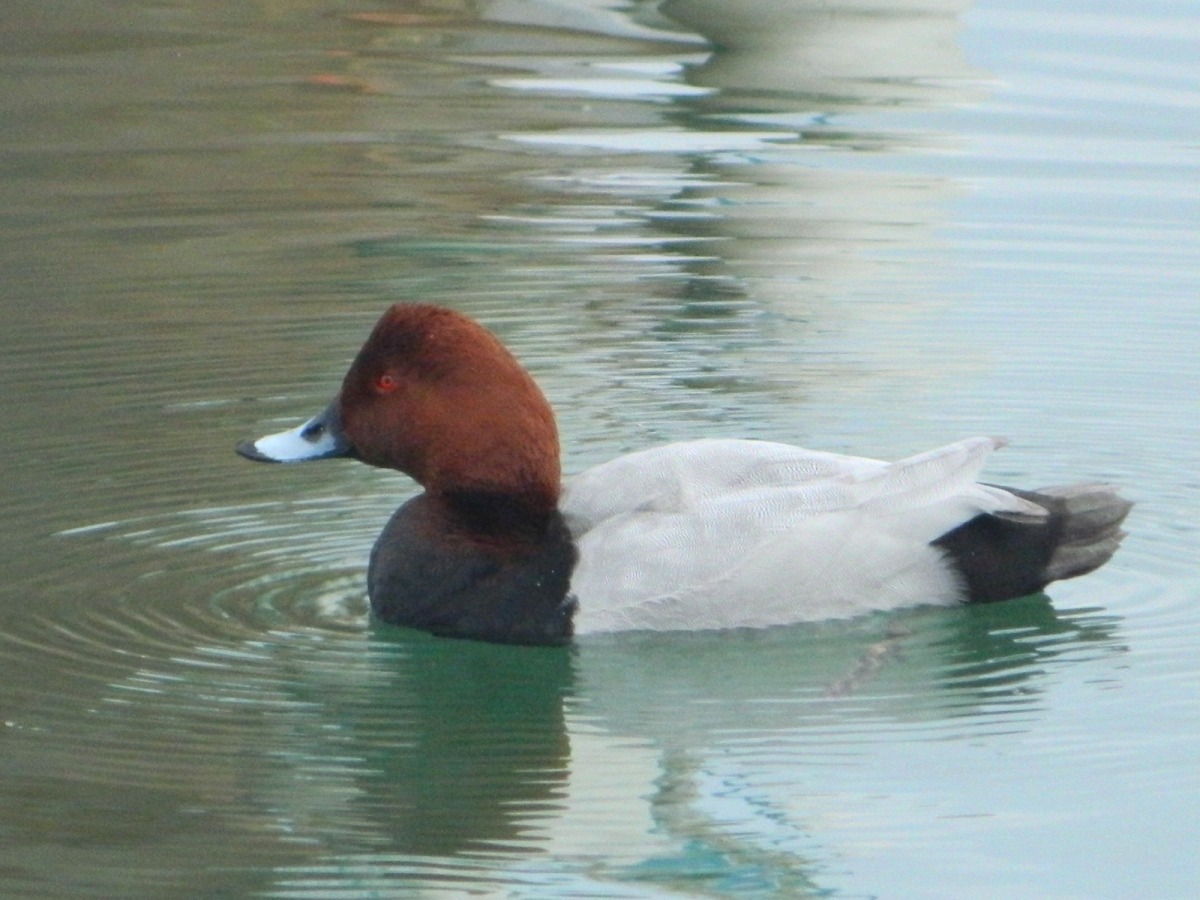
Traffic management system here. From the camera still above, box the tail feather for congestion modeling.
[934,482,1132,604]
[1034,484,1133,582]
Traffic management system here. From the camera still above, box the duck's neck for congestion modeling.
[423,395,563,521]
[439,486,560,543]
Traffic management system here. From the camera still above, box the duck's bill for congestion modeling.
[236,399,353,463]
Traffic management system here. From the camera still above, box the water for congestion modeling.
[1,0,1197,896]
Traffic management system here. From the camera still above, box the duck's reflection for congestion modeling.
[570,595,1124,745]
[663,0,981,107]
[333,594,1122,882]
[79,577,1122,895]
[342,628,576,856]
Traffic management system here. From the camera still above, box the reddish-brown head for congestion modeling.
[337,304,561,513]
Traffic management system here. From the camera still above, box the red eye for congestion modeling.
[375,373,399,393]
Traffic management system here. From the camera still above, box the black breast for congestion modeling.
[367,493,578,645]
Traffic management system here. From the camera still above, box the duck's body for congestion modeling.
[238,304,1131,645]
[566,436,1060,634]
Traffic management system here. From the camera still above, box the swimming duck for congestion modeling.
[237,304,1131,645]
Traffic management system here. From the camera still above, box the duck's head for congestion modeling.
[237,304,562,513]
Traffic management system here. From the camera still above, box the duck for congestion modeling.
[237,303,1132,645]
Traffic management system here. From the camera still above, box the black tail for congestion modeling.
[933,484,1133,604]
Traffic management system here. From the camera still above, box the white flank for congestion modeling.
[563,437,1034,634]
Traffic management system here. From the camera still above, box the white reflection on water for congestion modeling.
[503,128,799,152]
[0,0,1197,896]
[491,76,716,98]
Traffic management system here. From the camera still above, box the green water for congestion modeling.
[1,0,1196,896]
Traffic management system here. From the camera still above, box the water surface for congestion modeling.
[1,0,1197,896]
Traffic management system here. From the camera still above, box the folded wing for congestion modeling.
[564,437,1041,633]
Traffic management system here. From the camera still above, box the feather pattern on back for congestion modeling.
[564,436,1045,633]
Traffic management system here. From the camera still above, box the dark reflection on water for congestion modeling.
[0,0,1196,896]
[343,630,575,857]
